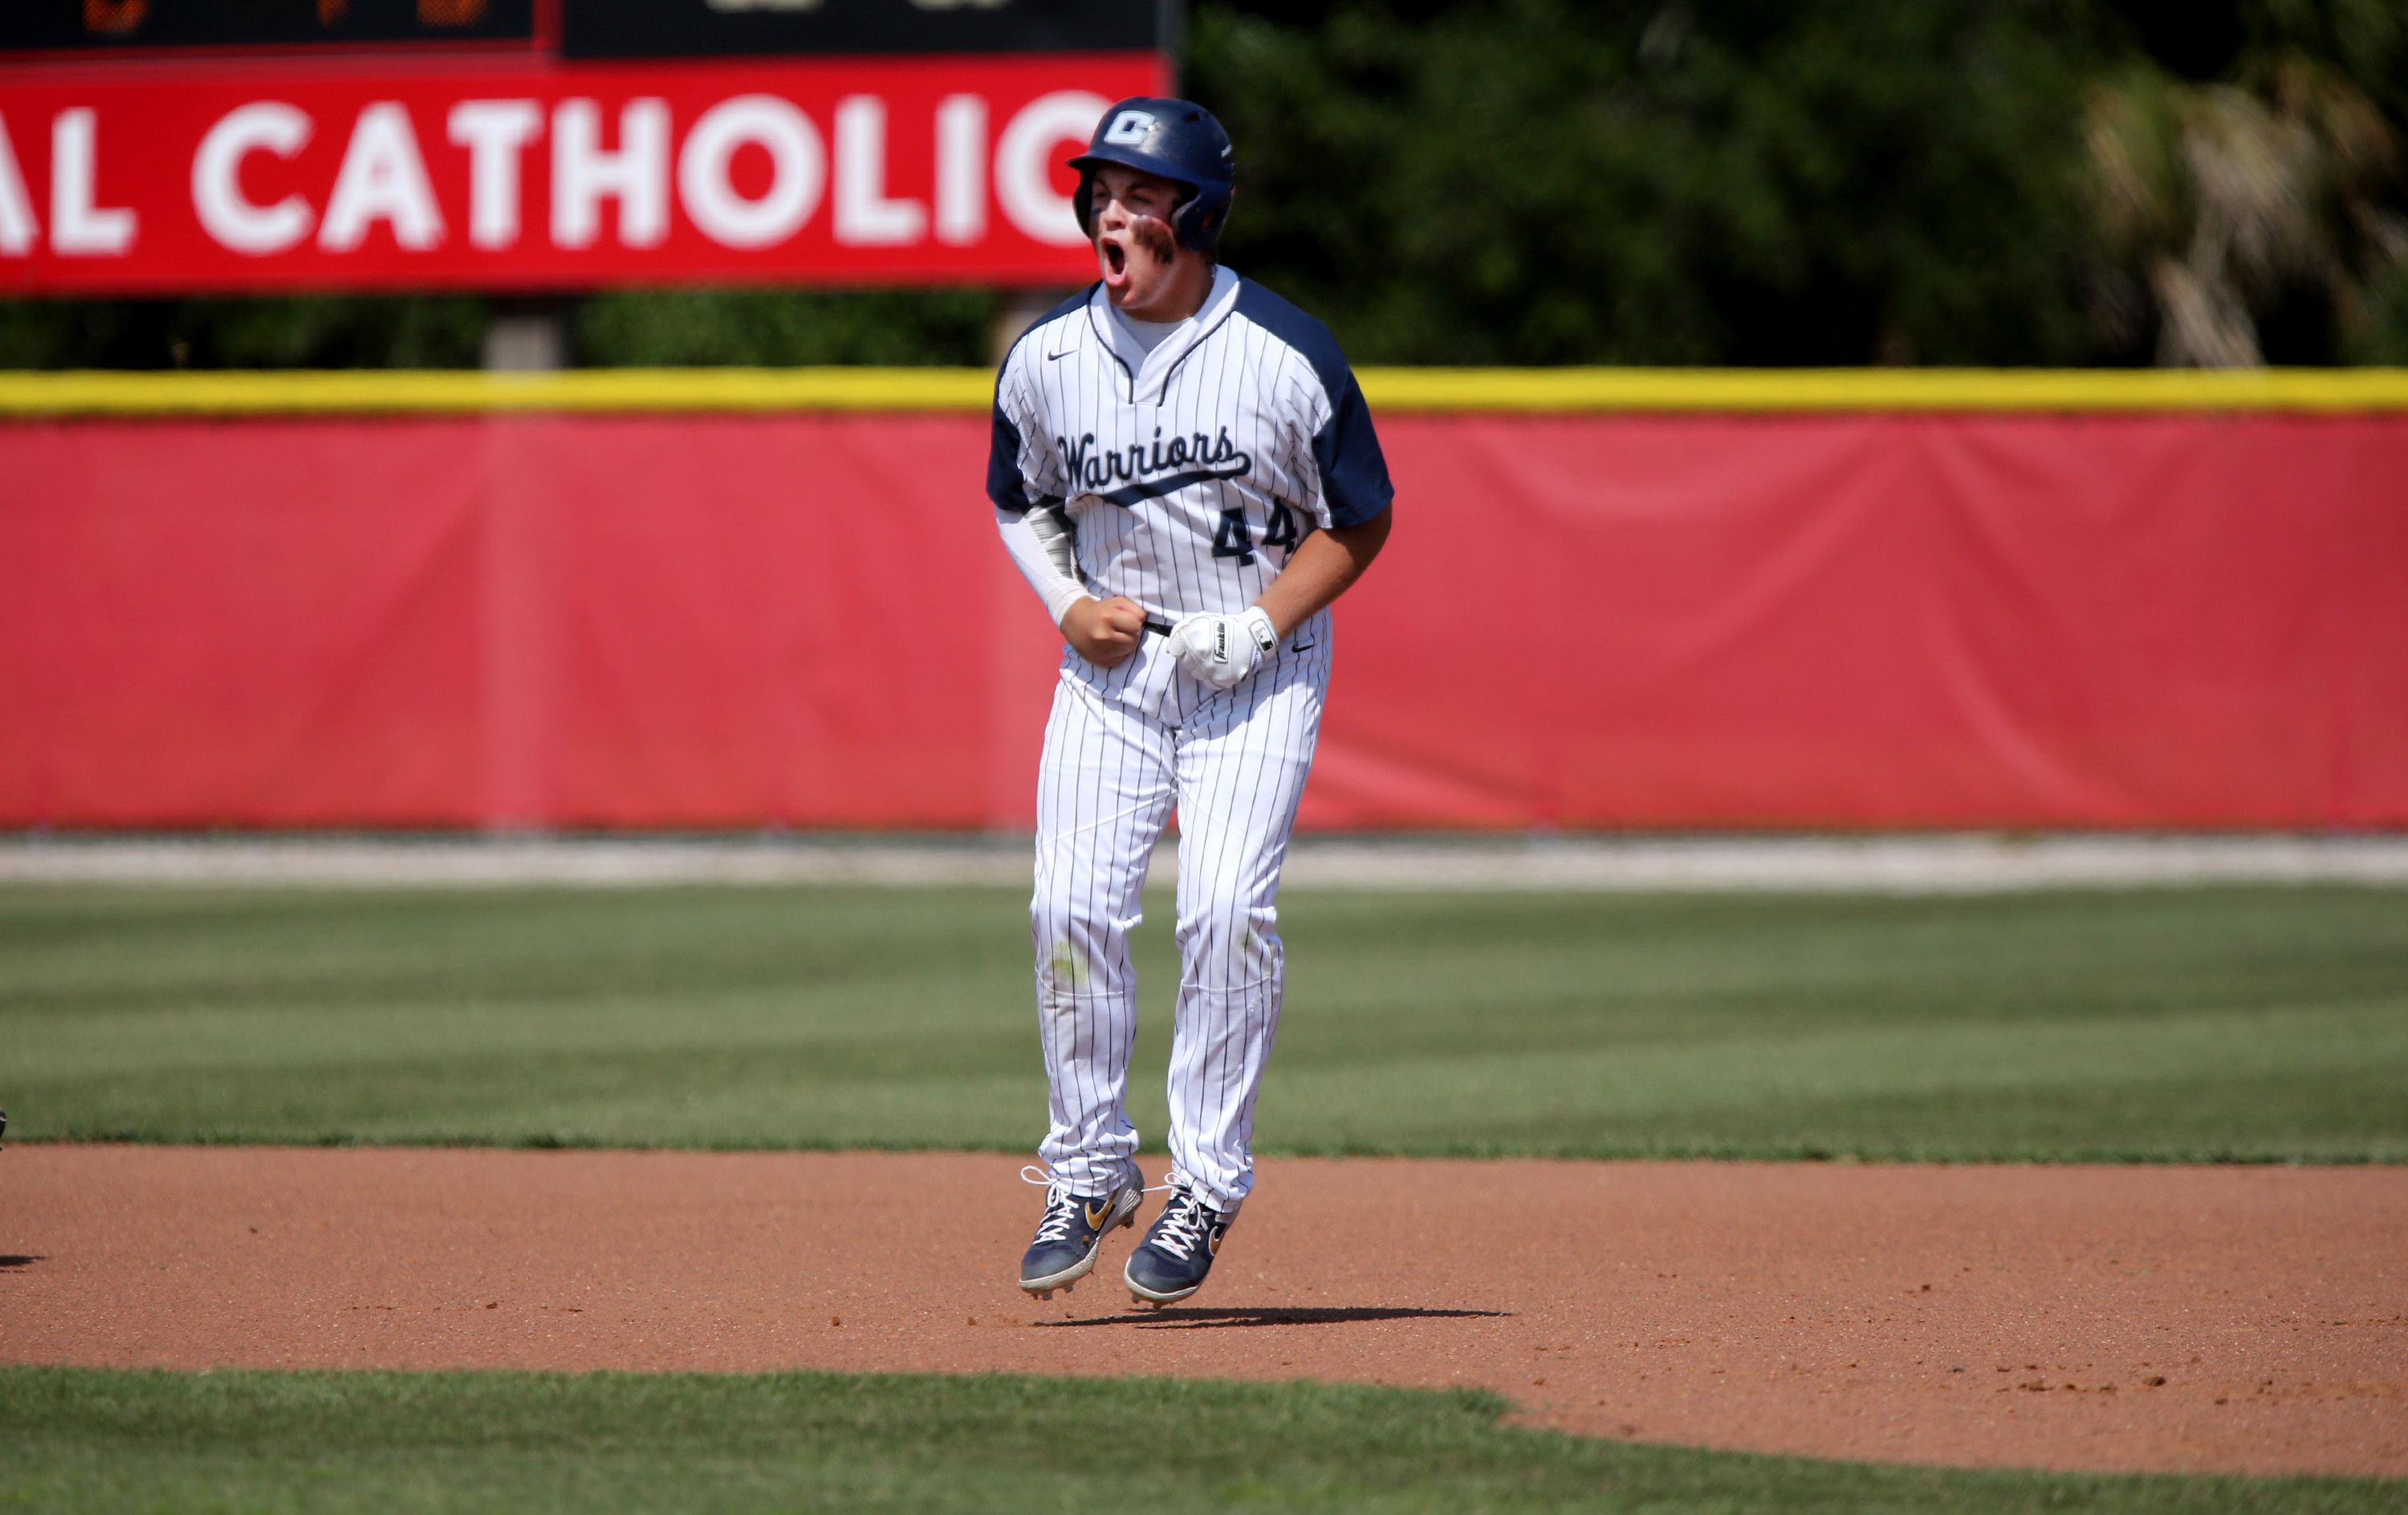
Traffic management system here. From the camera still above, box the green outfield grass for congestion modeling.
[2,883,2402,1162]
[0,1367,2394,1515]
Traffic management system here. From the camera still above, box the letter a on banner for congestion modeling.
[321,103,445,251]
[0,115,36,255]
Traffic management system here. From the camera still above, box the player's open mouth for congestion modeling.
[1100,238,1129,287]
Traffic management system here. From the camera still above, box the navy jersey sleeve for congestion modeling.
[986,289,1093,516]
[986,385,1036,516]
[1234,278,1393,528]
[1310,364,1393,528]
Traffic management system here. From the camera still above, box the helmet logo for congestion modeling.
[1104,110,1157,145]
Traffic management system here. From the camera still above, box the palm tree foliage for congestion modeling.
[2085,6,2406,364]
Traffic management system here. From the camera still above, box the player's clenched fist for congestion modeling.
[1062,595,1147,668]
[1168,607,1279,690]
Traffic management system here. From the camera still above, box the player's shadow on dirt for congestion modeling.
[1043,1305,1507,1330]
[0,1255,43,1269]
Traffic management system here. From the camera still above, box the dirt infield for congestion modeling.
[2,1147,2401,1478]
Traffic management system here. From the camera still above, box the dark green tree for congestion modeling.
[578,287,999,367]
[1194,0,2104,364]
[0,294,485,370]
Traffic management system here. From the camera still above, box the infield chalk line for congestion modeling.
[2,833,2405,892]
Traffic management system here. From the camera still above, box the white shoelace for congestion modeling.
[1019,1166,1084,1243]
[1148,1190,1214,1259]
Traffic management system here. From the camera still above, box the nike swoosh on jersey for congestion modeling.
[1046,347,1076,360]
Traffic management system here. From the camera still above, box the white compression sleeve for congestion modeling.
[995,503,1089,628]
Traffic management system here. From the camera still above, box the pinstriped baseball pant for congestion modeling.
[1030,616,1331,1216]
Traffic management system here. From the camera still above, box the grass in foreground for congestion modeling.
[1,884,2403,1162]
[0,1367,2394,1515]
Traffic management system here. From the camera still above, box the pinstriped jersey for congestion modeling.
[987,267,1393,623]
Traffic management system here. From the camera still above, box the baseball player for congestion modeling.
[990,97,1393,1307]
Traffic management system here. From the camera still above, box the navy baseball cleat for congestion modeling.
[1019,1166,1144,1299]
[1124,1184,1232,1306]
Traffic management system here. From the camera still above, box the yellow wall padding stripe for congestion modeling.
[1363,367,2408,412]
[1,366,2405,416]
[0,368,991,415]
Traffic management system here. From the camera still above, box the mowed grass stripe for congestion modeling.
[0,1368,2394,1515]
[1,885,2402,1162]
[1268,999,2408,1162]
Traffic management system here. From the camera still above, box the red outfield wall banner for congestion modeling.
[0,54,1162,292]
[2,409,2405,829]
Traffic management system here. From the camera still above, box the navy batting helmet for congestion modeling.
[1068,97,1235,254]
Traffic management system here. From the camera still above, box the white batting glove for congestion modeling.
[1167,607,1279,690]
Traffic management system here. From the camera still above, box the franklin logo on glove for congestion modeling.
[1168,605,1281,690]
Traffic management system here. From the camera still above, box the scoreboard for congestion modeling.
[0,2,539,56]
[0,2,1168,59]
[562,1,1167,61]
[0,2,1174,291]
